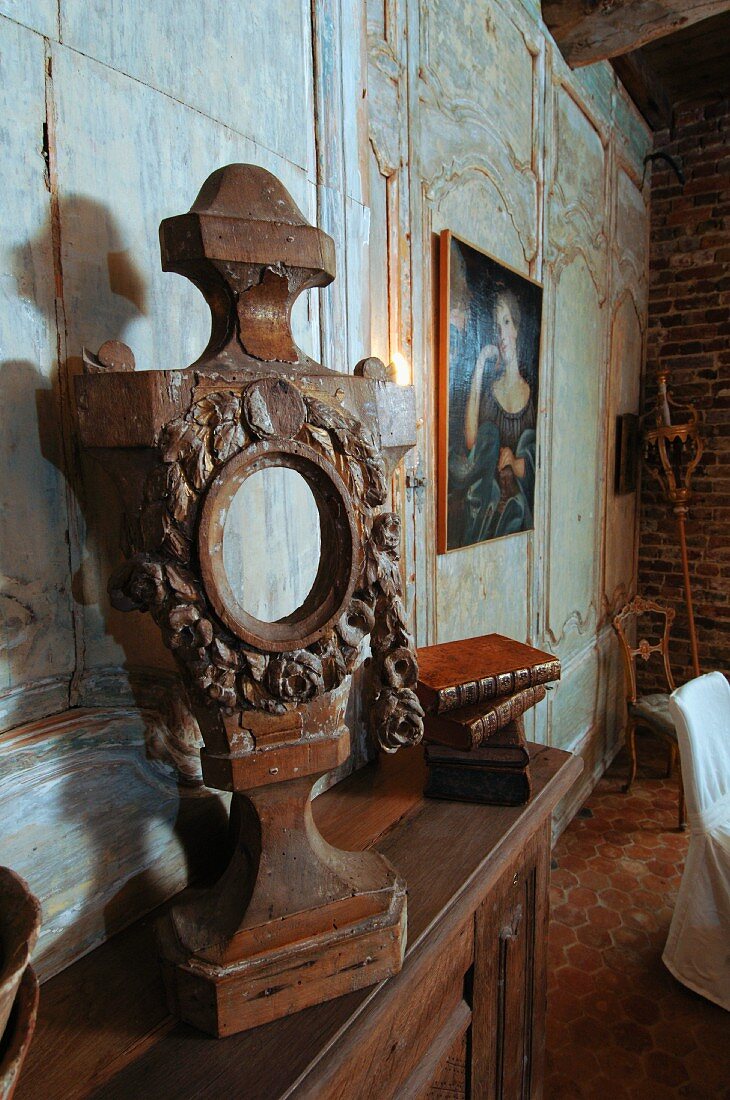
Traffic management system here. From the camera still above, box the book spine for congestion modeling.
[425,765,531,806]
[472,751,529,767]
[471,684,546,746]
[435,660,559,714]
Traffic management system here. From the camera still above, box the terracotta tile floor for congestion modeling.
[545,735,730,1100]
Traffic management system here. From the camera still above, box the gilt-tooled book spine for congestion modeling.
[424,684,546,750]
[428,660,559,715]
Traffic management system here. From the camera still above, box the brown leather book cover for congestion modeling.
[424,751,532,806]
[417,633,560,714]
[423,686,545,750]
[425,720,530,766]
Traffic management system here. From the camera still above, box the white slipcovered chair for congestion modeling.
[664,671,730,1010]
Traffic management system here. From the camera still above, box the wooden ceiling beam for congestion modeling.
[611,50,673,130]
[543,0,730,67]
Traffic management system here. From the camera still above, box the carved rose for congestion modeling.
[370,594,412,655]
[108,557,166,612]
[382,646,418,689]
[371,688,424,753]
[372,512,400,555]
[267,651,325,702]
[165,602,210,654]
[335,598,376,648]
[312,631,349,691]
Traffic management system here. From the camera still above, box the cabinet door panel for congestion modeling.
[471,824,550,1098]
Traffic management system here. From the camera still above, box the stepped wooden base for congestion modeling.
[158,883,406,1037]
[156,769,407,1037]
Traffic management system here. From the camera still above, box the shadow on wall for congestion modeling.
[3,195,228,978]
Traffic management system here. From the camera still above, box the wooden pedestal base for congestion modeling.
[158,888,405,1038]
[156,774,406,1037]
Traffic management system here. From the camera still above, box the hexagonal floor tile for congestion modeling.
[544,736,730,1099]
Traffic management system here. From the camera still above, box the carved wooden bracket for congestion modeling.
[76,164,421,1036]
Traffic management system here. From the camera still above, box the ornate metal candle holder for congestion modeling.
[75,164,423,1036]
[643,368,704,677]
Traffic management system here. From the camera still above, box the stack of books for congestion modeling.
[416,633,561,806]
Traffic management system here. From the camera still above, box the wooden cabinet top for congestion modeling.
[16,744,580,1100]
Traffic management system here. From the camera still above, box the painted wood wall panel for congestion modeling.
[548,642,601,751]
[420,0,536,171]
[375,5,649,772]
[416,0,541,649]
[0,18,74,732]
[544,255,603,656]
[52,45,317,380]
[603,292,642,612]
[60,0,316,175]
[51,43,320,686]
[615,166,650,298]
[0,0,56,38]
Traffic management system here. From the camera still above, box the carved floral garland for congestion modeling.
[109,381,423,752]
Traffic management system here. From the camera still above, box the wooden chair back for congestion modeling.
[613,595,676,705]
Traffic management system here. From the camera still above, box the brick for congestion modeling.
[639,98,730,682]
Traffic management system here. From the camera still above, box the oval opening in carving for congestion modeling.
[199,441,360,653]
[222,467,322,623]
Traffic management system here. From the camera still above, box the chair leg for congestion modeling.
[666,742,676,779]
[623,720,637,794]
[678,767,687,831]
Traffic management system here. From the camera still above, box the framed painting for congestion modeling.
[437,230,543,554]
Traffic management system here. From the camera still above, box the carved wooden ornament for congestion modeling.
[76,164,422,1037]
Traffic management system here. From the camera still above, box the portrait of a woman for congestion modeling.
[440,233,542,552]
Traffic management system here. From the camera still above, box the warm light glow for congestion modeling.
[390,351,411,386]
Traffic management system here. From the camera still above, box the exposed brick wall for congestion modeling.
[638,95,730,692]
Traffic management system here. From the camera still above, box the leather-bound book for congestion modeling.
[424,741,532,806]
[417,633,560,715]
[423,684,546,750]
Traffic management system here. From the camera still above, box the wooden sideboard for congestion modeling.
[15,743,580,1100]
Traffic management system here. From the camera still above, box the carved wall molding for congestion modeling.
[424,156,538,266]
[418,54,540,268]
[0,705,227,982]
[543,604,597,647]
[0,675,70,738]
[543,241,608,302]
[540,250,606,650]
[367,34,404,179]
[77,666,205,784]
[611,167,651,295]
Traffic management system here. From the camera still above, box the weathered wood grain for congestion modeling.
[0,708,228,982]
[0,0,56,38]
[611,50,673,130]
[59,0,315,171]
[0,17,74,734]
[401,1001,470,1099]
[542,0,730,67]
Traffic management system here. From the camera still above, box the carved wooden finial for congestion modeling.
[159,164,335,366]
